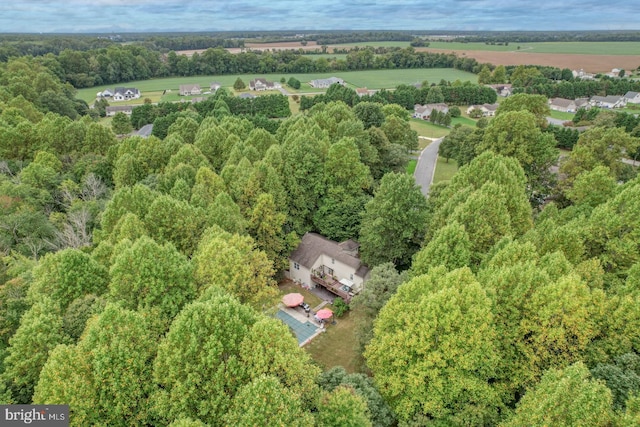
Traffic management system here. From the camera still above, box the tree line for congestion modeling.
[3,51,640,425]
[300,81,497,111]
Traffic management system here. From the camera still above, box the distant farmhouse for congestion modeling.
[590,95,626,109]
[466,103,498,117]
[309,77,345,88]
[413,103,449,120]
[112,87,140,102]
[573,69,596,80]
[623,91,640,104]
[210,82,222,92]
[105,105,133,117]
[486,84,512,97]
[249,78,281,91]
[356,88,374,97]
[179,84,202,96]
[98,87,141,102]
[548,97,591,113]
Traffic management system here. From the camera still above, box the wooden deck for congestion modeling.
[310,271,353,303]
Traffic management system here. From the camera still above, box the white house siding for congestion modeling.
[289,261,313,288]
[318,255,364,292]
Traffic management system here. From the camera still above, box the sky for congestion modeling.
[1,1,638,33]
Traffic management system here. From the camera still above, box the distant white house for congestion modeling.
[309,77,345,88]
[105,105,133,117]
[110,87,140,102]
[466,103,499,117]
[210,82,222,92]
[179,84,202,96]
[606,68,623,78]
[572,69,596,80]
[413,103,449,120]
[288,233,370,303]
[249,78,281,91]
[590,95,625,109]
[623,91,640,104]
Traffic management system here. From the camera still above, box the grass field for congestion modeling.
[410,119,451,138]
[549,110,576,121]
[76,69,478,104]
[424,41,640,56]
[433,156,459,184]
[406,159,417,175]
[452,116,478,127]
[304,305,364,373]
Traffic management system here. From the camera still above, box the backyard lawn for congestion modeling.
[278,280,323,309]
[304,305,365,374]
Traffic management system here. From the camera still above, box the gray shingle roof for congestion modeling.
[290,233,369,277]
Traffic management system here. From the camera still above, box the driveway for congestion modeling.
[413,137,443,197]
[137,124,153,137]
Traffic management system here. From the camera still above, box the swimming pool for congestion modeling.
[275,309,320,345]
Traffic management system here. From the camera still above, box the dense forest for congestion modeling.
[2,33,640,426]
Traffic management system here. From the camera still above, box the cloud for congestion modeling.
[0,0,638,32]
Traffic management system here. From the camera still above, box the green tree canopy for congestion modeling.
[365,267,502,425]
[501,362,614,427]
[359,172,428,269]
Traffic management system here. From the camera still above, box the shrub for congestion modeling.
[333,298,350,317]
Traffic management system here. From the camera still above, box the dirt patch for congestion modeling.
[415,48,640,74]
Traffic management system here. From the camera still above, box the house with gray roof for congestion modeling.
[249,78,281,91]
[549,98,578,113]
[111,87,140,102]
[309,77,345,88]
[623,91,640,104]
[179,84,202,96]
[590,95,625,109]
[105,105,133,117]
[466,103,499,117]
[289,233,370,302]
[413,103,449,120]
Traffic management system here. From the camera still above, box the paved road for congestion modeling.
[137,124,153,137]
[413,137,443,197]
[546,117,566,126]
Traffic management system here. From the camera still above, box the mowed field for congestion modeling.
[75,68,478,104]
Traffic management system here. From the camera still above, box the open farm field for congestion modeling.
[330,41,412,48]
[76,69,477,103]
[415,48,640,74]
[425,41,640,55]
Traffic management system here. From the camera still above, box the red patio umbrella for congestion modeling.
[316,308,333,320]
[282,293,304,307]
